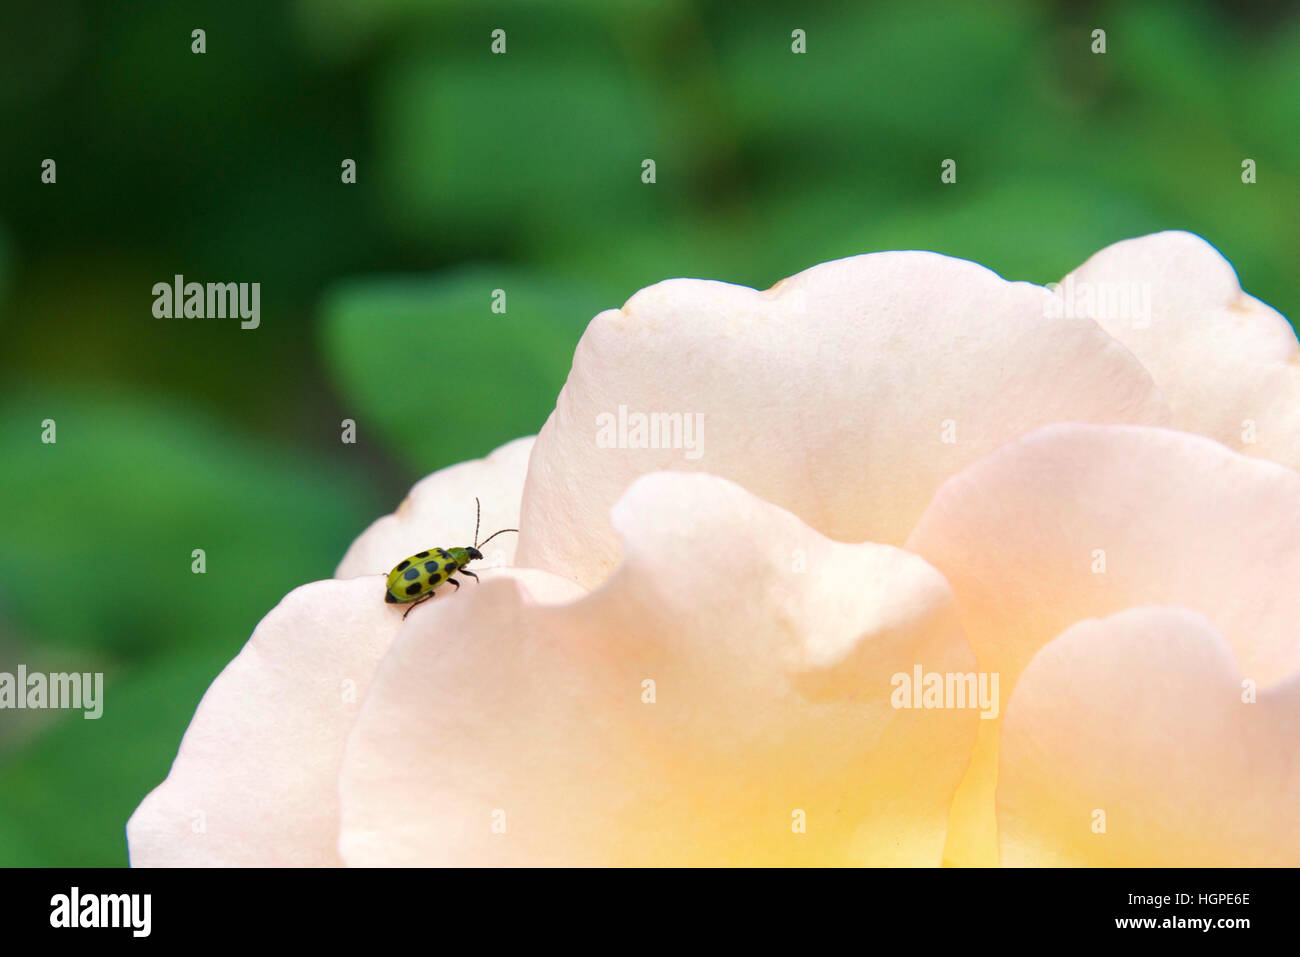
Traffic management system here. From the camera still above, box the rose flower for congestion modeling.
[128,231,1300,866]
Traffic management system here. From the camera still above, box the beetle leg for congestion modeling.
[401,593,433,620]
[447,577,460,591]
[460,569,479,583]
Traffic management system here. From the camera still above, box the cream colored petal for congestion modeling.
[340,472,978,866]
[335,435,534,579]
[906,422,1300,864]
[907,423,1300,689]
[127,567,573,867]
[999,606,1300,866]
[1058,230,1300,470]
[516,253,1169,588]
[127,577,402,866]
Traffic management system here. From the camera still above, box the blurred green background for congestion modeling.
[1,0,1298,866]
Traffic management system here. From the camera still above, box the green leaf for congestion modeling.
[716,0,1040,155]
[837,177,1165,284]
[0,390,377,657]
[320,266,609,471]
[373,27,677,248]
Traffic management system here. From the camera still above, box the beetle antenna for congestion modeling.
[476,527,519,549]
[473,496,482,548]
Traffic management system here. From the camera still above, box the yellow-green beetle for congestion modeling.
[384,498,517,619]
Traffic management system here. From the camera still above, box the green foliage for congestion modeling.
[321,267,610,471]
[0,391,377,657]
[373,18,688,260]
[0,227,9,318]
[840,177,1166,284]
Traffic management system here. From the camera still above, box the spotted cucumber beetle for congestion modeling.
[384,498,518,619]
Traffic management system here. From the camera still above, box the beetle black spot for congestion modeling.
[403,567,419,581]
[416,551,430,558]
[424,561,439,574]
[404,582,422,596]
[396,559,410,571]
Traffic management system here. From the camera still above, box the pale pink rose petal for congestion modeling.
[127,577,402,866]
[999,606,1300,866]
[335,435,534,579]
[339,472,978,866]
[516,253,1169,588]
[905,423,1300,864]
[907,423,1300,688]
[1058,230,1300,470]
[127,567,574,867]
